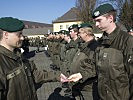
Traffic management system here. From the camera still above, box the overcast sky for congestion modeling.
[0,0,76,24]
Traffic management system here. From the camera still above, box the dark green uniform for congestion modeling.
[96,26,133,100]
[51,38,62,69]
[70,40,99,100]
[47,38,53,57]
[62,38,80,76]
[35,37,41,52]
[59,40,69,72]
[0,45,60,100]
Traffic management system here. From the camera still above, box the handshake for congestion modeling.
[60,73,82,83]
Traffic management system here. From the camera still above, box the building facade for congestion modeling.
[53,7,82,32]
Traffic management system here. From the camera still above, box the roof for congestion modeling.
[23,27,53,36]
[22,20,53,29]
[53,7,80,23]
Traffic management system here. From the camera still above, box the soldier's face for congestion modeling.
[5,31,24,49]
[78,28,86,41]
[60,34,64,39]
[64,35,70,42]
[94,15,111,32]
[70,29,77,39]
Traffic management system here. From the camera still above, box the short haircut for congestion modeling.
[103,10,117,22]
[72,28,79,33]
[80,27,94,36]
[0,29,3,40]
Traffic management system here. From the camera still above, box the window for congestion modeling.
[66,25,69,29]
[60,25,63,30]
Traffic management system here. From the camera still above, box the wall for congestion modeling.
[53,21,82,32]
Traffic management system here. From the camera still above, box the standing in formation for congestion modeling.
[0,3,133,100]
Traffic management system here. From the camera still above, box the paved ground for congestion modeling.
[26,47,72,100]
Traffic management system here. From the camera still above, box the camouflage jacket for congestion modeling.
[96,26,133,100]
[0,45,60,100]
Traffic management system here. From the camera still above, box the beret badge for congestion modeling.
[94,11,100,17]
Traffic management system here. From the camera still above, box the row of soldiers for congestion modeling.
[45,23,98,100]
[21,24,94,99]
[20,4,133,100]
[20,21,133,100]
[0,3,132,100]
[22,36,47,53]
[44,3,133,99]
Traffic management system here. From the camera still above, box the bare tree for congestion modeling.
[110,0,125,20]
[76,0,96,23]
[120,0,133,29]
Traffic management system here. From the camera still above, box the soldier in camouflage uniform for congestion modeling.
[61,24,81,99]
[92,4,133,100]
[59,30,71,73]
[67,23,99,100]
[46,33,54,57]
[51,32,62,70]
[0,17,61,100]
[35,36,41,53]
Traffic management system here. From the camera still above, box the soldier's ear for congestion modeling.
[3,31,9,39]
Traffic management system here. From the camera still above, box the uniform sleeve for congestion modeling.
[0,73,6,99]
[79,57,96,82]
[126,36,133,99]
[30,61,61,84]
[126,36,133,76]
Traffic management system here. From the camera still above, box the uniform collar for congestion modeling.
[101,26,120,46]
[0,45,20,60]
[79,39,96,52]
[108,25,120,40]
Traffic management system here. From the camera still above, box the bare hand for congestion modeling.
[68,73,82,82]
[60,73,68,83]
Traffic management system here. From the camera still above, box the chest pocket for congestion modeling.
[97,48,129,100]
[97,48,127,81]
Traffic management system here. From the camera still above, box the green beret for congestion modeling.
[78,23,93,29]
[127,27,133,32]
[92,3,115,18]
[54,32,59,35]
[65,31,70,35]
[59,30,65,34]
[64,31,70,36]
[68,24,79,31]
[59,30,69,35]
[49,32,54,35]
[0,17,25,32]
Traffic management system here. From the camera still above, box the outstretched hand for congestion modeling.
[60,73,68,83]
[68,73,82,82]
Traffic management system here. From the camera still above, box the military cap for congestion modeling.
[54,32,59,35]
[68,24,79,31]
[127,26,133,32]
[49,32,54,35]
[78,23,93,29]
[92,3,115,18]
[65,31,70,35]
[59,30,65,34]
[64,31,70,36]
[0,17,25,32]
[59,30,69,35]
[130,29,133,32]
